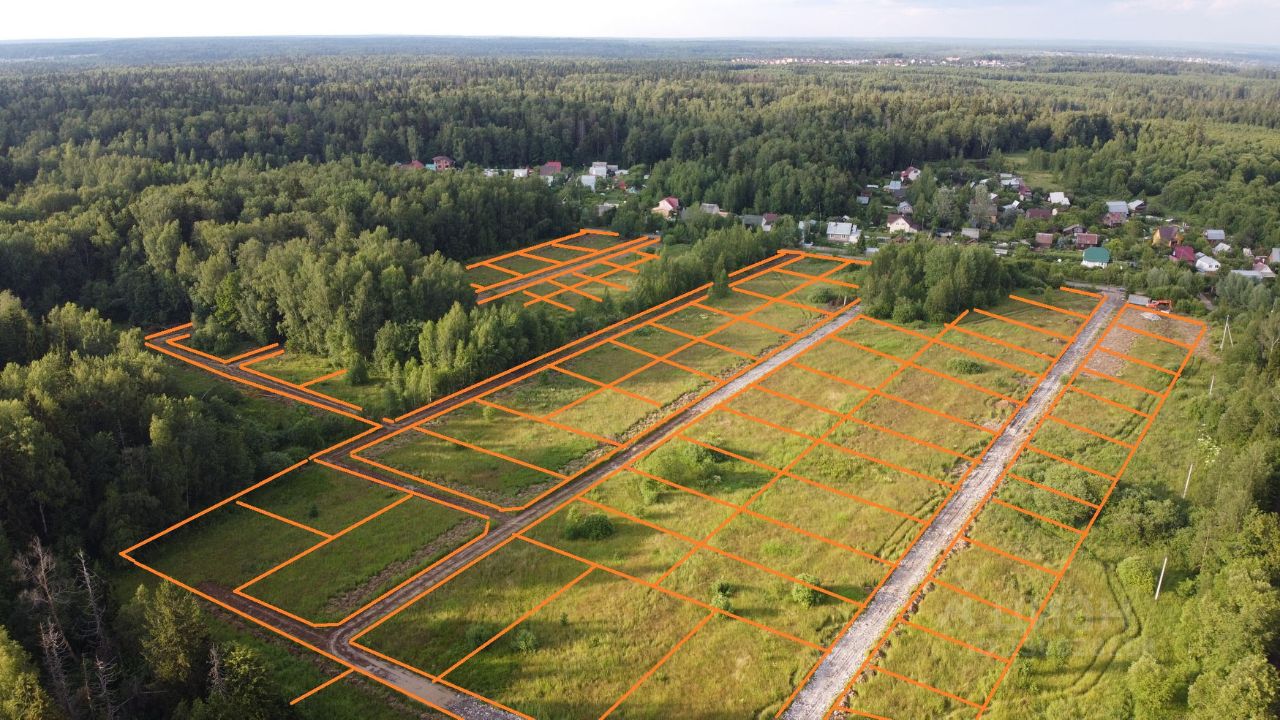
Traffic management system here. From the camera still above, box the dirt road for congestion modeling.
[781,291,1124,719]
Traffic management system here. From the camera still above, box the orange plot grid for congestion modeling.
[468,229,663,312]
[350,250,868,513]
[346,288,1105,720]
[117,457,494,719]
[829,303,1204,720]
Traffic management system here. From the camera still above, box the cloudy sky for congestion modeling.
[5,0,1278,45]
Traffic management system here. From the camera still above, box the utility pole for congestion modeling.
[1155,463,1194,601]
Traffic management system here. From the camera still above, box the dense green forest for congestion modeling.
[1,47,1279,718]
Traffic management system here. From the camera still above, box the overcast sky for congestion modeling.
[6,0,1278,45]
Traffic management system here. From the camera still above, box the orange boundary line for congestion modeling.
[475,398,620,447]
[299,367,347,388]
[852,318,1040,378]
[1119,303,1209,329]
[225,342,282,364]
[949,324,1055,362]
[599,611,716,718]
[290,668,353,705]
[438,568,594,677]
[465,228,612,270]
[515,534,827,651]
[1116,322,1195,350]
[972,308,1072,342]
[1095,345,1179,376]
[235,500,332,538]
[790,362,994,436]
[1059,285,1103,299]
[1080,366,1166,398]
[865,665,983,709]
[352,254,867,512]
[988,496,1085,535]
[821,289,1107,719]
[411,425,570,480]
[1009,294,1089,320]
[959,536,1060,577]
[1066,384,1152,418]
[1044,414,1135,449]
[477,235,655,300]
[930,578,1032,622]
[1005,471,1100,510]
[145,321,192,340]
[900,619,1012,663]
[1022,445,1117,482]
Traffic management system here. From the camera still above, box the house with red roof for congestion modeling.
[652,196,681,218]
[1171,244,1196,263]
[432,155,455,170]
[540,161,563,177]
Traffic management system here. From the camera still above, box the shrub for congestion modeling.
[946,357,986,375]
[790,574,823,607]
[1117,555,1156,596]
[512,628,538,653]
[561,507,616,541]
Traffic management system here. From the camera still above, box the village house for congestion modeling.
[1204,229,1227,243]
[1034,232,1055,250]
[1128,199,1147,214]
[901,166,922,182]
[1049,191,1070,206]
[432,155,455,170]
[511,168,530,178]
[897,201,914,215]
[1102,212,1129,228]
[1018,184,1033,201]
[887,180,905,198]
[596,203,618,218]
[1062,223,1087,235]
[1270,248,1280,266]
[960,227,981,241]
[1026,208,1054,221]
[826,221,860,244]
[393,159,426,170]
[1171,244,1196,263]
[1082,247,1111,268]
[1074,233,1101,249]
[652,196,680,218]
[590,161,609,177]
[1232,260,1277,281]
[742,214,778,232]
[1106,201,1131,217]
[857,190,872,205]
[1214,242,1233,256]
[886,214,920,235]
[1153,225,1184,247]
[1195,254,1222,273]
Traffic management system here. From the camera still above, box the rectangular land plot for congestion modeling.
[523,499,694,583]
[827,420,970,483]
[1081,352,1172,396]
[757,363,869,416]
[788,444,951,521]
[239,462,402,535]
[750,475,925,563]
[443,571,708,719]
[134,502,319,590]
[681,409,811,474]
[659,548,860,647]
[584,470,738,540]
[634,437,778,506]
[706,513,890,604]
[965,499,1079,574]
[1027,420,1129,479]
[870,622,1007,706]
[1050,390,1145,444]
[240,495,485,625]
[354,539,590,677]
[608,615,822,720]
[852,392,995,460]
[423,403,606,474]
[551,388,660,442]
[931,541,1058,620]
[910,581,1030,660]
[1007,451,1111,509]
[841,667,981,720]
[360,426,562,504]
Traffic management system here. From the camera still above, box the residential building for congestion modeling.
[1204,229,1227,243]
[1105,201,1131,216]
[827,221,860,244]
[1049,191,1070,206]
[579,175,598,190]
[1062,224,1087,235]
[652,196,680,218]
[1074,233,1101,249]
[897,201,914,215]
[960,227,981,241]
[1128,199,1147,214]
[1102,212,1129,228]
[1171,244,1196,263]
[1232,261,1277,281]
[1082,247,1111,268]
[901,166,922,182]
[1034,232,1054,250]
[1214,242,1233,256]
[596,203,618,218]
[1026,208,1054,221]
[539,161,563,177]
[886,214,920,234]
[432,155,455,170]
[1153,225,1183,247]
[1195,255,1222,273]
[590,161,609,177]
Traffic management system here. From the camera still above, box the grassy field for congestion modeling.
[837,301,1201,720]
[244,495,484,624]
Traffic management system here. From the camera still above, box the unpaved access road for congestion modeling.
[782,291,1124,719]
